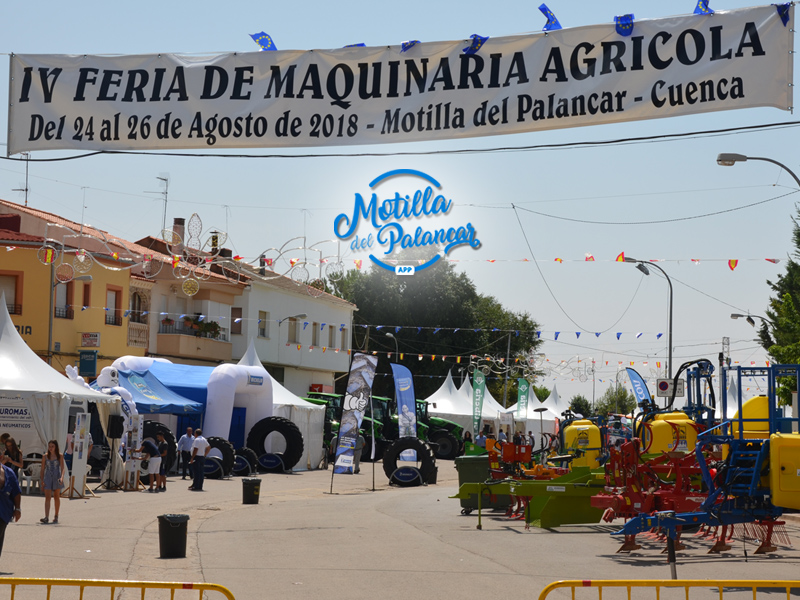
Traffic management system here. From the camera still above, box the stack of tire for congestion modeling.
[204,437,235,479]
[382,438,437,486]
[245,416,305,472]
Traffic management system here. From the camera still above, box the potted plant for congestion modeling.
[161,317,174,326]
[202,320,221,339]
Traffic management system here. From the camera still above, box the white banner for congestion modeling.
[8,5,793,155]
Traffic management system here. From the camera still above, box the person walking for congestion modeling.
[0,461,21,556]
[176,427,194,480]
[156,432,169,492]
[2,437,23,477]
[40,440,65,524]
[188,429,210,491]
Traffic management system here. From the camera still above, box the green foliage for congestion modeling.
[334,247,542,398]
[569,395,593,418]
[593,385,637,417]
[533,385,551,402]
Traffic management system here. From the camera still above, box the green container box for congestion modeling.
[454,455,510,511]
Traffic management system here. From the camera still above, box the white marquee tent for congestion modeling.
[0,294,117,457]
[426,374,502,435]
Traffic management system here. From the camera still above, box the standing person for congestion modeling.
[176,427,194,480]
[40,440,65,524]
[460,431,473,455]
[156,432,169,492]
[137,438,161,493]
[2,438,23,477]
[475,431,487,448]
[498,428,507,442]
[188,429,210,491]
[0,460,21,556]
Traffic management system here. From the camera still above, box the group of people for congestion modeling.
[134,427,211,493]
[464,428,540,449]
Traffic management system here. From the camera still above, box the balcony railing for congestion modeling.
[158,322,228,342]
[6,304,21,315]
[127,322,149,348]
[54,306,74,320]
[105,314,122,326]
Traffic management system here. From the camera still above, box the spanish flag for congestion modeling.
[172,255,180,268]
[616,252,625,262]
[728,259,739,271]
[354,259,362,270]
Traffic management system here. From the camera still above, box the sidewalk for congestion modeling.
[4,463,799,600]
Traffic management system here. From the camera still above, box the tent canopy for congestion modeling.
[113,370,204,414]
[148,362,214,406]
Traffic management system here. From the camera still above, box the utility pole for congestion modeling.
[12,152,30,206]
[145,174,170,233]
[502,332,512,408]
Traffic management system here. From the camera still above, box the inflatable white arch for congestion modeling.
[203,339,273,440]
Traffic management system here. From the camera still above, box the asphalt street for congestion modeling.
[2,463,799,600]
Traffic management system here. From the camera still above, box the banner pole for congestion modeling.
[370,392,375,492]
[329,351,355,495]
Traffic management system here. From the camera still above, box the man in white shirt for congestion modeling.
[188,429,211,491]
[176,427,194,480]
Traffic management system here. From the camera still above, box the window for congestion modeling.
[129,291,148,324]
[231,307,243,335]
[105,286,122,326]
[54,281,74,319]
[340,327,348,351]
[287,317,300,344]
[328,325,335,348]
[312,322,319,347]
[258,310,269,338]
[0,273,20,315]
[82,282,91,309]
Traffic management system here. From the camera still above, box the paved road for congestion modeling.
[3,463,799,600]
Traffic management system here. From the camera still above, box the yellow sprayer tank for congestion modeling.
[769,432,800,510]
[642,412,697,454]
[562,419,602,469]
[731,395,771,438]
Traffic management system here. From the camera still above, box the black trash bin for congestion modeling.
[242,478,261,504]
[158,514,189,558]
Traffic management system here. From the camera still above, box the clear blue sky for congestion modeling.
[1,1,796,404]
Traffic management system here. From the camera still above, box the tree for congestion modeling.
[569,395,592,418]
[334,247,542,399]
[593,386,637,417]
[533,385,551,402]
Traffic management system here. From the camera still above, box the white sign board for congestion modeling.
[7,5,793,155]
[656,378,686,398]
[81,332,101,347]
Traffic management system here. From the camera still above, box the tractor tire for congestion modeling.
[429,430,459,460]
[204,456,224,479]
[382,437,437,482]
[232,455,252,476]
[246,416,305,470]
[142,421,177,473]
[207,437,235,476]
[234,447,259,476]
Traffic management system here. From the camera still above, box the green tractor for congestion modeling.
[416,400,462,460]
[304,391,386,462]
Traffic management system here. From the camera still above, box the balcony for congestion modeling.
[105,314,122,326]
[127,322,148,348]
[6,304,21,315]
[157,321,231,362]
[54,306,74,320]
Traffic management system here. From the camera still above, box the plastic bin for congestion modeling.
[242,478,261,504]
[454,455,510,511]
[158,514,189,559]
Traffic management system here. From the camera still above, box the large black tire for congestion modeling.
[207,437,235,476]
[142,421,177,472]
[246,416,305,470]
[233,447,259,476]
[429,430,459,460]
[204,456,224,479]
[382,438,437,483]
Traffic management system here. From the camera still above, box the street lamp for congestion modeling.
[716,153,800,187]
[48,273,92,365]
[731,313,768,328]
[624,256,673,378]
[385,332,399,359]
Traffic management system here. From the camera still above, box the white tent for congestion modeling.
[237,340,325,471]
[444,375,502,434]
[426,371,474,434]
[0,294,117,456]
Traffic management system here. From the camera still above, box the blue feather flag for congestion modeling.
[249,32,277,51]
[776,3,791,26]
[539,4,562,31]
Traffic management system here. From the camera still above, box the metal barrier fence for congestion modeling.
[538,580,800,600]
[0,577,236,600]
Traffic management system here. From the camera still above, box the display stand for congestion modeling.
[93,438,122,491]
[64,412,94,499]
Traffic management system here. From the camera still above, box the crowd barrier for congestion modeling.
[0,577,236,600]
[538,580,800,600]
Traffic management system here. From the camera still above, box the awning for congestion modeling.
[114,369,204,414]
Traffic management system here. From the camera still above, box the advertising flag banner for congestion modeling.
[472,371,486,437]
[334,353,378,474]
[516,378,530,419]
[8,5,792,155]
[391,363,418,461]
[626,367,652,407]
